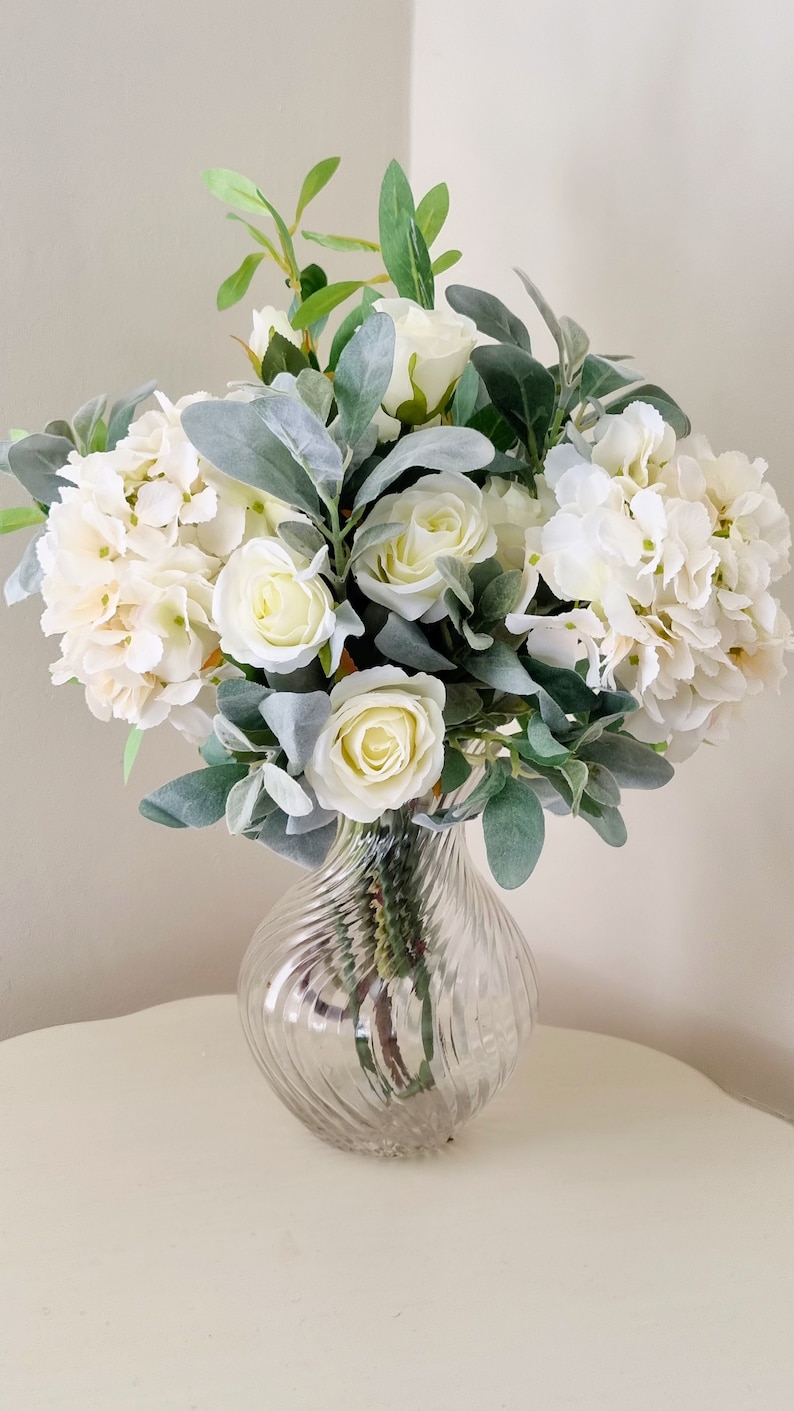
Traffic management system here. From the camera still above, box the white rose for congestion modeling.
[212,537,336,672]
[373,297,477,424]
[305,667,446,822]
[352,470,496,622]
[482,473,555,573]
[249,305,302,363]
[591,401,676,487]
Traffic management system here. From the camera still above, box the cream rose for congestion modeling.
[305,667,446,822]
[591,401,676,487]
[373,297,477,424]
[248,305,302,363]
[212,537,335,672]
[352,470,496,622]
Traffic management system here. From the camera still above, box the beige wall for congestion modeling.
[411,0,794,1117]
[3,0,792,1121]
[0,0,412,1033]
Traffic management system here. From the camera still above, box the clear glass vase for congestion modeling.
[238,802,538,1157]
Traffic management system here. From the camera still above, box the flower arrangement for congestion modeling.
[2,157,791,889]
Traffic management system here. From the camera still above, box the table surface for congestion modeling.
[1,996,793,1410]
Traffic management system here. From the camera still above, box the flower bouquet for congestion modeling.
[3,157,790,1155]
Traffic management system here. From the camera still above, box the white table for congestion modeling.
[1,996,792,1410]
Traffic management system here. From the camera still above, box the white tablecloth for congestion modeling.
[2,996,793,1409]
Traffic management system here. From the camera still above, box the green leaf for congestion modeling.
[483,778,545,889]
[257,809,337,869]
[471,344,557,461]
[225,212,280,260]
[378,159,434,308]
[446,285,532,352]
[256,395,344,494]
[216,252,266,311]
[203,168,269,216]
[581,802,628,847]
[43,419,76,444]
[374,613,454,672]
[72,394,107,454]
[301,230,379,253]
[291,280,369,331]
[295,368,334,423]
[465,403,517,453]
[256,190,300,279]
[430,250,462,276]
[352,425,494,511]
[463,640,537,695]
[0,505,46,534]
[522,655,598,713]
[350,520,405,560]
[436,555,474,612]
[584,762,621,808]
[3,525,45,605]
[579,732,675,789]
[106,381,157,449]
[180,399,320,517]
[513,268,563,351]
[216,679,271,734]
[260,331,309,384]
[443,683,482,727]
[123,726,143,784]
[294,156,341,223]
[440,744,472,794]
[580,354,642,403]
[477,568,523,623]
[7,433,73,505]
[139,764,248,829]
[298,263,327,304]
[200,734,232,767]
[334,312,396,449]
[259,690,332,774]
[415,182,449,247]
[524,712,570,764]
[559,315,590,377]
[451,363,479,426]
[604,383,690,437]
[560,757,588,814]
[276,518,326,559]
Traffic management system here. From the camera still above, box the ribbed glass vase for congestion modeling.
[238,802,538,1157]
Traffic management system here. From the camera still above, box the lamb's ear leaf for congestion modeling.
[352,426,494,511]
[334,313,395,450]
[256,809,337,868]
[374,613,455,673]
[578,732,674,790]
[446,284,532,353]
[603,383,690,438]
[483,777,545,889]
[139,764,249,829]
[258,690,331,774]
[106,380,157,449]
[7,433,73,505]
[180,399,320,518]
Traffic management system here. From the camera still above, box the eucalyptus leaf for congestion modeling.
[604,383,691,437]
[523,712,570,764]
[374,613,454,672]
[217,252,266,311]
[7,434,73,505]
[106,380,157,449]
[579,732,674,789]
[259,690,331,775]
[446,285,532,352]
[180,399,320,518]
[471,344,556,461]
[523,656,598,713]
[257,808,337,868]
[440,744,472,794]
[584,763,621,808]
[352,425,494,511]
[378,159,434,308]
[256,395,344,493]
[462,640,537,695]
[139,763,249,829]
[451,363,479,427]
[294,156,341,223]
[580,354,642,403]
[483,777,545,889]
[443,683,482,727]
[334,313,395,450]
[581,802,628,847]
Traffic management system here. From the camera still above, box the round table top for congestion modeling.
[1,995,792,1410]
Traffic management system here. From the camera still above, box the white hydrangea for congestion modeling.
[37,388,300,742]
[527,409,792,756]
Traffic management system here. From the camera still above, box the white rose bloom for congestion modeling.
[213,537,336,672]
[481,473,554,573]
[591,401,676,487]
[352,470,496,622]
[305,667,446,822]
[373,297,477,423]
[249,305,302,363]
